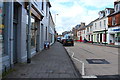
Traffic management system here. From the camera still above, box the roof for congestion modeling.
[105,8,114,10]
[108,11,120,17]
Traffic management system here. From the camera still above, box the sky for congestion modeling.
[49,0,115,35]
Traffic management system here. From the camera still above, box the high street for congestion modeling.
[65,42,118,78]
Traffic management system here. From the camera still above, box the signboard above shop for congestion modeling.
[108,27,120,33]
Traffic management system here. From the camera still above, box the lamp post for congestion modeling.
[54,14,59,25]
[54,14,58,40]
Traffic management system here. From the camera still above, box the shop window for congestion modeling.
[0,2,3,56]
[0,2,6,56]
[115,33,120,42]
[115,37,120,42]
[31,16,37,49]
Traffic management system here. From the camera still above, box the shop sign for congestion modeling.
[113,28,120,31]
[109,27,120,33]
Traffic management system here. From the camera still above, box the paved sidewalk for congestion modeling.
[76,41,120,48]
[4,42,79,78]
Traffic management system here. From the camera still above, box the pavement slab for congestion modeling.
[3,42,79,78]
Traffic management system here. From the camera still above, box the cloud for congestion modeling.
[80,0,114,8]
[49,0,114,34]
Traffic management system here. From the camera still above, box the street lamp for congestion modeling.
[54,14,58,42]
[54,14,59,25]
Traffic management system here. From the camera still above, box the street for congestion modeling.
[65,42,118,78]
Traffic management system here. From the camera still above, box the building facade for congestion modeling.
[85,22,93,42]
[108,1,120,45]
[92,8,114,44]
[0,0,55,74]
[49,11,55,45]
[77,25,86,42]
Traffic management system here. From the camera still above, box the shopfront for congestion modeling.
[108,27,120,45]
[0,2,4,57]
[0,2,11,74]
[29,4,43,56]
[0,2,9,57]
[0,2,4,75]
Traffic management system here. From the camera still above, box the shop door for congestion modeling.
[100,33,102,42]
[13,23,17,63]
[91,35,93,41]
[80,36,82,42]
[13,2,19,63]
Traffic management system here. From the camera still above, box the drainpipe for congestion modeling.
[105,28,106,46]
[27,2,31,63]
[9,1,14,68]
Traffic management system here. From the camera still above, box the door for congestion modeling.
[91,35,93,42]
[80,36,82,42]
[100,33,102,42]
[41,24,44,49]
[13,2,19,63]
[13,23,17,63]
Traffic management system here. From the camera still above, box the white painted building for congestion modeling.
[92,8,114,44]
[39,0,51,51]
[49,12,55,45]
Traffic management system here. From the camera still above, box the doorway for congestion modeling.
[13,2,20,63]
[100,33,102,42]
[13,23,17,63]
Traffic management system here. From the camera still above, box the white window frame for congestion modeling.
[112,17,116,26]
[104,20,106,27]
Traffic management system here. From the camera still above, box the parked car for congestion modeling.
[63,36,74,46]
[60,37,65,44]
[57,37,61,42]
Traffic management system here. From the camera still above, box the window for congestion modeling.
[0,2,3,56]
[104,20,106,27]
[115,33,120,42]
[119,4,120,11]
[112,17,116,26]
[46,3,48,17]
[115,4,119,12]
[34,0,38,7]
[95,23,97,29]
[42,0,44,10]
[100,21,101,27]
[46,27,47,40]
[31,16,37,49]
[0,2,8,56]
[90,27,92,32]
[87,28,89,32]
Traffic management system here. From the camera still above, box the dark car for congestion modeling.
[63,36,74,46]
[57,37,61,42]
